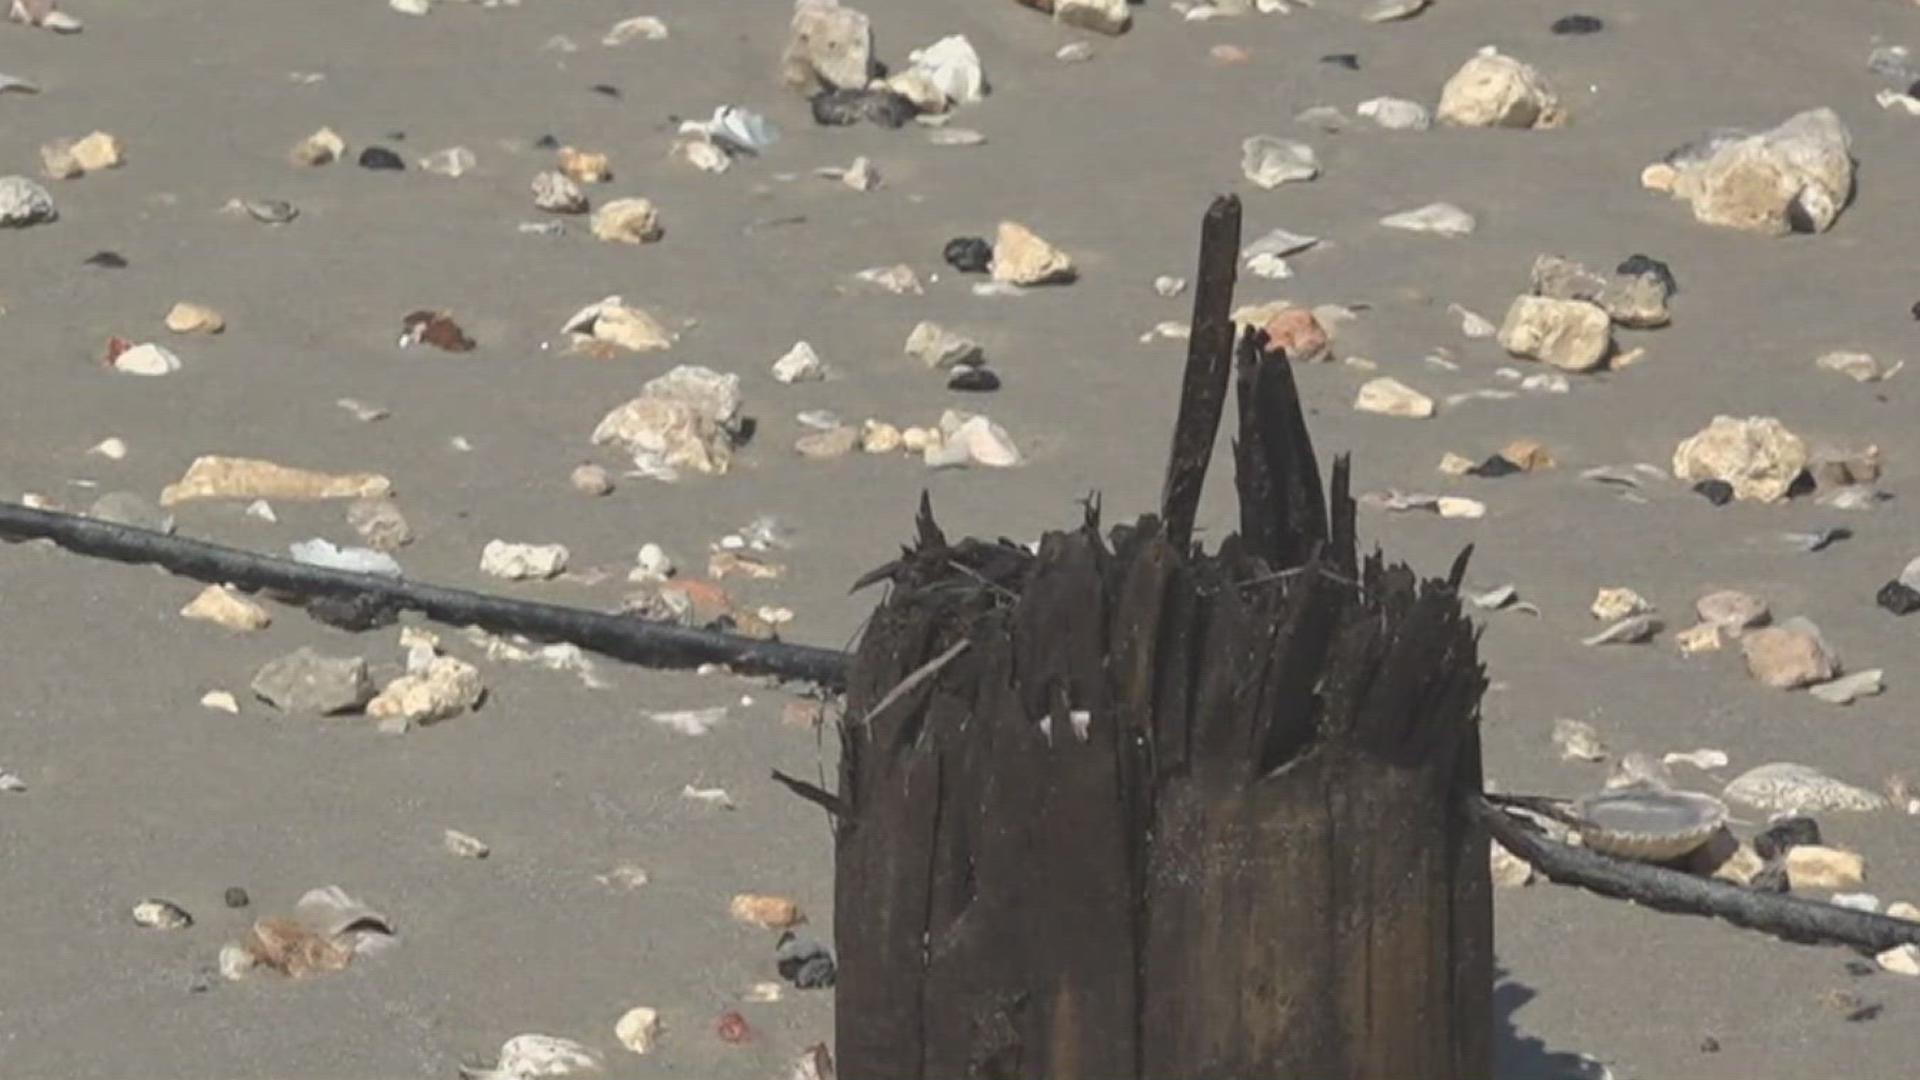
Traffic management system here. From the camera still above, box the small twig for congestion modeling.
[945,559,1020,603]
[771,769,847,818]
[1472,794,1920,954]
[1482,791,1585,829]
[1228,565,1361,592]
[855,639,971,728]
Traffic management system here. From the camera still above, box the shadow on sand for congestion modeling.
[1495,963,1612,1080]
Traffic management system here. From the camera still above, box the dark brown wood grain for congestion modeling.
[1159,194,1242,554]
[828,203,1494,1077]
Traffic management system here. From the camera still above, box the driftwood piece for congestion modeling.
[1159,193,1241,552]
[0,503,848,687]
[830,281,1493,1077]
[1475,795,1920,953]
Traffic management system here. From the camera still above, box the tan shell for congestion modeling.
[1574,786,1727,862]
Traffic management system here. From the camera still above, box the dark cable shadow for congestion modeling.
[1495,962,1609,1080]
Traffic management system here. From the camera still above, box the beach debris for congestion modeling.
[782,0,875,92]
[1491,841,1535,887]
[1724,763,1886,813]
[773,341,828,383]
[1642,108,1853,234]
[615,1007,661,1055]
[444,829,490,859]
[683,784,736,809]
[1498,296,1612,371]
[1240,135,1320,188]
[1590,588,1650,622]
[1436,49,1562,128]
[557,147,612,184]
[731,893,806,930]
[463,1035,601,1080]
[1354,377,1434,418]
[110,342,181,376]
[41,131,122,178]
[924,412,1020,468]
[716,1010,752,1045]
[181,585,272,631]
[357,145,403,171]
[1671,416,1807,503]
[1056,0,1130,34]
[854,264,924,294]
[906,34,987,107]
[561,296,674,353]
[1553,718,1607,762]
[401,310,475,352]
[238,886,394,980]
[992,221,1075,285]
[944,237,992,273]
[290,127,346,166]
[604,15,668,44]
[1258,307,1329,362]
[811,87,916,128]
[1572,786,1726,862]
[8,0,82,33]
[1530,254,1673,328]
[1786,846,1866,892]
[165,302,225,334]
[776,932,837,988]
[906,321,983,369]
[369,654,485,729]
[161,456,391,506]
[1741,617,1837,689]
[1582,616,1659,646]
[1380,202,1475,236]
[1809,670,1884,706]
[289,538,402,577]
[480,541,570,582]
[1357,96,1431,130]
[533,171,590,214]
[1696,590,1768,635]
[251,648,375,715]
[132,899,193,930]
[593,365,744,478]
[1817,351,1901,383]
[591,198,663,244]
[346,498,412,551]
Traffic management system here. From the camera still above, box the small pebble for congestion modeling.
[358,147,405,171]
[1877,580,1920,616]
[570,463,614,496]
[616,1006,661,1055]
[1551,13,1603,34]
[224,887,250,909]
[132,899,193,930]
[947,366,1000,392]
[716,1010,752,1044]
[943,236,992,273]
[444,829,491,859]
[1693,480,1734,506]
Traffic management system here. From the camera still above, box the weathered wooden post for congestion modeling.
[823,196,1495,1079]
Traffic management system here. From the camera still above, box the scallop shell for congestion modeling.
[1574,785,1727,861]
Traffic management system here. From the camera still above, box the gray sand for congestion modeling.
[2,0,1919,1077]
